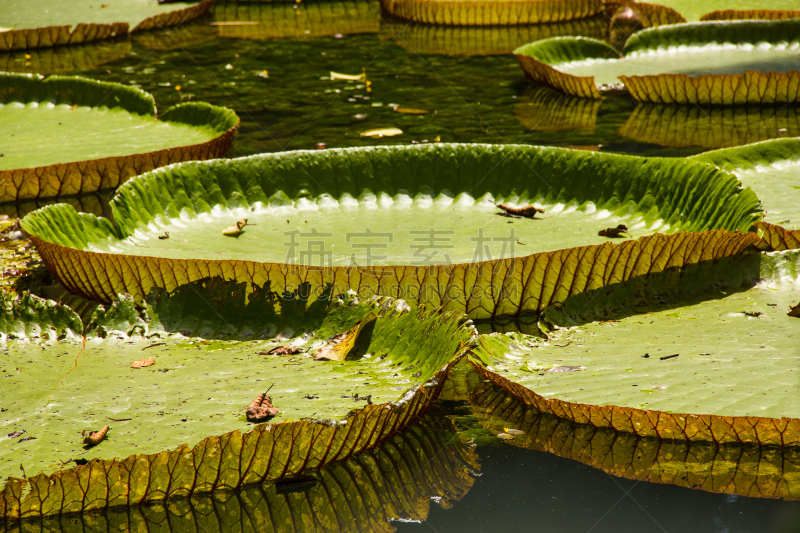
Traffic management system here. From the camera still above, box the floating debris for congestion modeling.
[544,365,585,372]
[130,358,155,368]
[246,385,279,422]
[258,346,302,356]
[361,127,403,138]
[598,224,630,238]
[83,425,109,447]
[660,354,679,361]
[158,232,169,240]
[222,218,251,237]
[393,106,430,115]
[496,204,544,219]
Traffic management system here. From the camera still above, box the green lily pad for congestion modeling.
[515,19,800,104]
[0,72,238,202]
[639,0,800,22]
[211,0,381,40]
[0,0,213,51]
[692,138,800,229]
[469,382,800,500]
[5,416,479,529]
[471,249,800,444]
[20,144,763,318]
[0,282,472,504]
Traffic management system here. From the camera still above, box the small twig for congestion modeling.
[660,354,679,361]
[265,383,275,394]
[106,417,132,422]
[142,342,167,351]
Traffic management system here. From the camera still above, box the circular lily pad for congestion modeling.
[515,18,800,104]
[0,0,213,51]
[471,249,800,445]
[0,72,238,203]
[21,144,762,318]
[638,0,800,22]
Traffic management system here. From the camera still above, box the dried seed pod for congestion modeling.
[246,385,279,422]
[496,204,544,219]
[130,358,155,368]
[222,218,250,237]
[83,425,109,447]
[598,224,630,238]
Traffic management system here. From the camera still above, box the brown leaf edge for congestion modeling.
[700,9,800,21]
[468,360,800,447]
[132,0,214,32]
[470,386,800,500]
[0,118,238,203]
[0,358,460,521]
[380,0,603,26]
[620,71,800,105]
[515,52,602,99]
[753,221,800,252]
[0,0,212,52]
[8,417,479,532]
[29,230,759,320]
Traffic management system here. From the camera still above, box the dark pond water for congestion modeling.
[2,2,800,531]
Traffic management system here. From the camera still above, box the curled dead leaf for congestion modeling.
[258,346,302,356]
[130,358,155,368]
[83,425,109,447]
[222,218,250,237]
[246,388,279,422]
[789,303,800,317]
[496,204,544,219]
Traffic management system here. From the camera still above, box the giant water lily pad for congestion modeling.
[379,0,604,25]
[0,0,213,51]
[20,144,764,318]
[470,383,800,500]
[515,19,800,104]
[0,285,471,483]
[692,138,800,251]
[211,0,381,40]
[471,249,800,445]
[0,73,238,203]
[4,416,479,527]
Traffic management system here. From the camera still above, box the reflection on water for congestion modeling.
[514,85,603,132]
[468,382,800,501]
[2,417,478,533]
[212,0,381,40]
[620,104,800,150]
[381,15,606,56]
[0,191,114,220]
[0,39,131,75]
